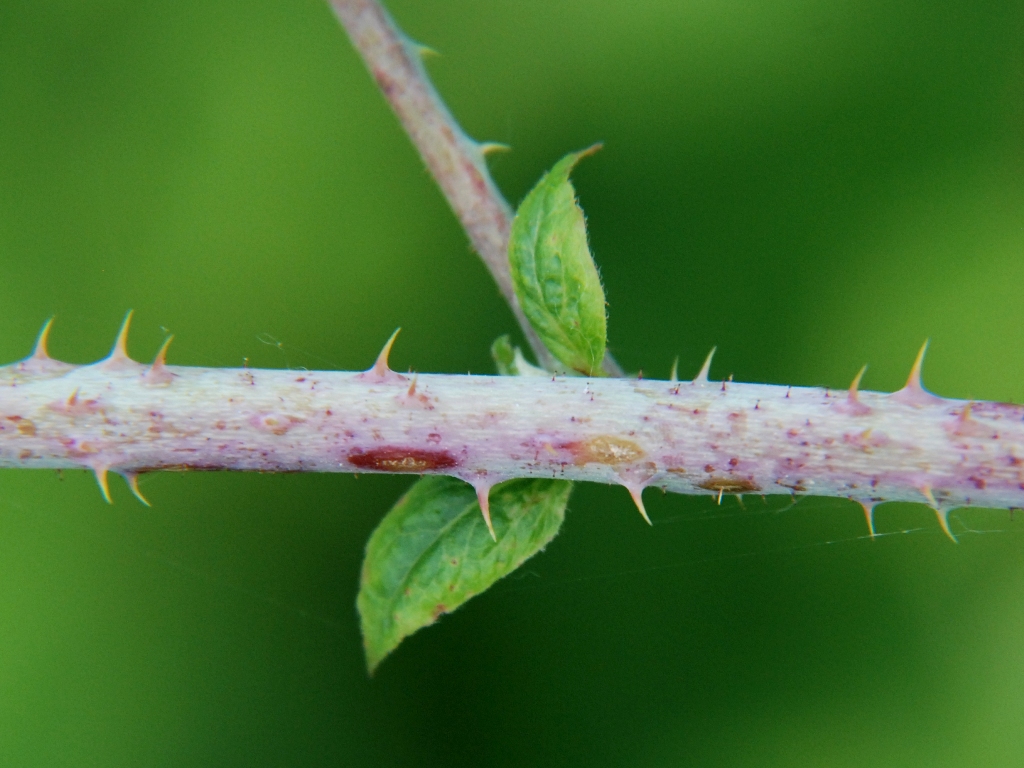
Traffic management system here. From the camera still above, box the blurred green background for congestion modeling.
[1,0,1024,765]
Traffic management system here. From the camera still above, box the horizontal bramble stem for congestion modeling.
[3,323,1022,540]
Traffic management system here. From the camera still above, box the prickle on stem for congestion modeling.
[693,347,716,385]
[360,328,407,383]
[849,365,867,402]
[473,481,497,541]
[101,310,136,370]
[920,484,957,542]
[626,484,652,525]
[144,335,175,385]
[122,472,151,507]
[93,465,113,504]
[31,317,55,362]
[857,499,878,539]
[894,340,942,406]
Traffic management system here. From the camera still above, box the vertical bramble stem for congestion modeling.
[327,0,623,376]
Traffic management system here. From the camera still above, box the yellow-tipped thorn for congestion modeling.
[693,347,716,385]
[94,466,113,504]
[919,485,957,542]
[361,328,407,383]
[669,356,679,384]
[103,310,135,367]
[920,484,938,508]
[893,340,943,405]
[858,500,877,539]
[373,328,400,374]
[627,485,652,525]
[414,42,440,58]
[145,335,175,384]
[906,340,929,391]
[935,508,957,543]
[123,472,151,507]
[959,401,974,423]
[32,317,55,361]
[475,483,497,541]
[479,142,511,156]
[849,365,868,401]
[153,334,173,367]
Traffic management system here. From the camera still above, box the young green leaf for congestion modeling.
[490,334,517,376]
[358,476,570,674]
[490,334,549,377]
[509,146,607,376]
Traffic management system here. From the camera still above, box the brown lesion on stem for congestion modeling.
[698,476,761,493]
[347,446,459,472]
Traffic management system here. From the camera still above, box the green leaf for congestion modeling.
[358,476,571,674]
[490,334,517,375]
[490,334,549,377]
[509,145,607,376]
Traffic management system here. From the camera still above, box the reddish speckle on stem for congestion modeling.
[347,447,458,472]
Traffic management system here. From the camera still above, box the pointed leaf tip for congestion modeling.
[358,476,570,673]
[509,147,607,376]
[479,142,511,156]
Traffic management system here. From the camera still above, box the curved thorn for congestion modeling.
[153,335,173,367]
[693,347,717,385]
[32,317,55,361]
[669,356,679,384]
[849,365,868,401]
[935,508,958,543]
[123,472,151,507]
[105,310,135,365]
[359,328,407,383]
[920,484,938,508]
[905,340,929,392]
[373,328,400,376]
[858,500,877,539]
[479,142,511,156]
[93,466,113,504]
[145,335,176,384]
[474,482,497,541]
[626,485,652,525]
